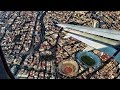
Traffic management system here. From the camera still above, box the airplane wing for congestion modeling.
[57,24,120,41]
[57,24,120,63]
[65,33,106,50]
[64,32,120,63]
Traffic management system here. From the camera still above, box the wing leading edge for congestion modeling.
[57,24,120,41]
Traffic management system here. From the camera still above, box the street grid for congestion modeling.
[0,11,120,79]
